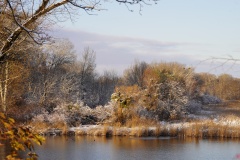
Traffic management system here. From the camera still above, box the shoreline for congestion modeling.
[30,102,240,139]
[38,118,240,139]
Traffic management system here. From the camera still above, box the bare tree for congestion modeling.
[27,39,76,111]
[76,47,97,106]
[0,58,29,112]
[123,60,148,88]
[0,0,157,62]
[96,70,119,105]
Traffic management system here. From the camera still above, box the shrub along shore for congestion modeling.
[28,101,240,139]
[35,114,240,139]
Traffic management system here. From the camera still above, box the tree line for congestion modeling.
[0,39,119,120]
[1,37,240,122]
[123,61,240,102]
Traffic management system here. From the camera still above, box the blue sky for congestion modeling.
[53,0,240,77]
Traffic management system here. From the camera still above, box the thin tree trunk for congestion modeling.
[0,76,3,111]
[3,61,9,112]
[0,62,9,112]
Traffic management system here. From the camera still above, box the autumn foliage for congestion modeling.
[111,62,196,125]
[0,112,45,160]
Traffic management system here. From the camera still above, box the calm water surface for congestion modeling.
[30,136,240,160]
[1,136,240,160]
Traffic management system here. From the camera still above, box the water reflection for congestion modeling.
[1,136,240,160]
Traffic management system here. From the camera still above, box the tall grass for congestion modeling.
[181,120,240,139]
[30,114,240,139]
[31,121,240,138]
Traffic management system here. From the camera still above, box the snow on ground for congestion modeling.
[66,111,240,136]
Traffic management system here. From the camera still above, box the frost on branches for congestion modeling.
[31,102,113,132]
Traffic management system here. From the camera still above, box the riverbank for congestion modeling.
[35,114,240,139]
[29,102,240,138]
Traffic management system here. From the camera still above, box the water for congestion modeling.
[1,136,240,160]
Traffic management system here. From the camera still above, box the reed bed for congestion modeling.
[72,118,240,138]
[30,114,240,139]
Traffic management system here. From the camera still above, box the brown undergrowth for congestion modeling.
[30,120,240,138]
[29,112,240,139]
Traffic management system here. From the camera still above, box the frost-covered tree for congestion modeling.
[26,39,76,112]
[76,48,97,106]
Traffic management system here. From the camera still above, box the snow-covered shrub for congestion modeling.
[32,113,46,123]
[138,80,189,120]
[201,94,222,105]
[30,109,67,133]
[186,100,202,114]
[31,102,114,127]
[111,78,190,124]
[32,109,66,124]
[47,113,66,124]
[91,104,113,122]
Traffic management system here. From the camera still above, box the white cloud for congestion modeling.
[51,29,240,77]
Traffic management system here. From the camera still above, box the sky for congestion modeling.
[52,0,240,77]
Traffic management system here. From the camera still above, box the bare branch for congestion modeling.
[198,55,240,75]
[67,0,101,13]
[6,0,32,32]
[124,3,134,12]
[116,0,157,14]
[0,0,158,62]
[19,0,27,19]
[35,0,51,15]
